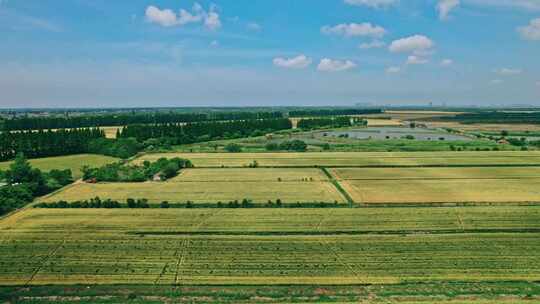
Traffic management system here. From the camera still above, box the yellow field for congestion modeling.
[333,167,540,204]
[134,151,540,168]
[332,166,540,180]
[172,168,329,182]
[0,154,119,179]
[39,168,345,204]
[366,118,403,126]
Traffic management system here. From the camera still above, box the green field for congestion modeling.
[135,151,540,168]
[0,207,539,286]
[0,154,119,179]
[39,168,345,204]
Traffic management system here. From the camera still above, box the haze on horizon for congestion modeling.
[0,0,539,108]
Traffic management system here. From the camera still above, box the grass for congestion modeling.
[0,154,119,179]
[0,207,539,286]
[134,151,540,168]
[333,167,540,204]
[38,168,345,204]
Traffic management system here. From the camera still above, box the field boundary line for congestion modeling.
[321,168,355,207]
[188,164,540,169]
[131,228,540,237]
[25,240,66,286]
[173,210,224,287]
[316,209,363,283]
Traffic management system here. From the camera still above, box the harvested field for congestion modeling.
[171,168,329,182]
[39,170,345,204]
[0,207,539,285]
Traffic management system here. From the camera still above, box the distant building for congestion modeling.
[153,173,164,182]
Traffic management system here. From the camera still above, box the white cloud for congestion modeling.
[322,23,387,38]
[386,66,401,73]
[389,35,434,54]
[517,18,540,41]
[204,10,221,30]
[490,79,503,85]
[440,59,453,66]
[145,3,221,30]
[247,22,262,31]
[317,58,357,72]
[273,55,312,69]
[494,68,522,75]
[406,55,429,65]
[344,0,398,9]
[359,40,386,49]
[178,9,202,25]
[437,0,460,20]
[145,6,179,27]
[210,40,219,47]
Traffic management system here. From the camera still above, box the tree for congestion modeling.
[127,198,136,208]
[160,201,170,208]
[7,153,32,184]
[225,143,242,153]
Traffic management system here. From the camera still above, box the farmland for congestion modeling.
[39,168,345,205]
[0,154,119,179]
[333,167,540,204]
[135,151,540,167]
[0,207,539,287]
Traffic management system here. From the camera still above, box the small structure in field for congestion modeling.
[497,139,510,145]
[153,173,164,182]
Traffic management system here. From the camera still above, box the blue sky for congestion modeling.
[0,0,539,108]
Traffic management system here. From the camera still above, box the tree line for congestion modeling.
[82,157,192,182]
[3,111,284,131]
[35,198,342,209]
[118,118,293,143]
[0,128,105,161]
[289,109,382,117]
[297,117,364,130]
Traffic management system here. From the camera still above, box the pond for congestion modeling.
[318,127,473,141]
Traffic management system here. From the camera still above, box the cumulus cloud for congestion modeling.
[440,59,453,66]
[359,40,386,49]
[344,0,398,9]
[517,18,540,41]
[386,66,401,73]
[145,6,178,27]
[317,58,357,72]
[321,23,387,38]
[437,0,460,20]
[494,68,522,75]
[145,3,221,30]
[273,55,312,69]
[406,55,429,65]
[389,35,434,54]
